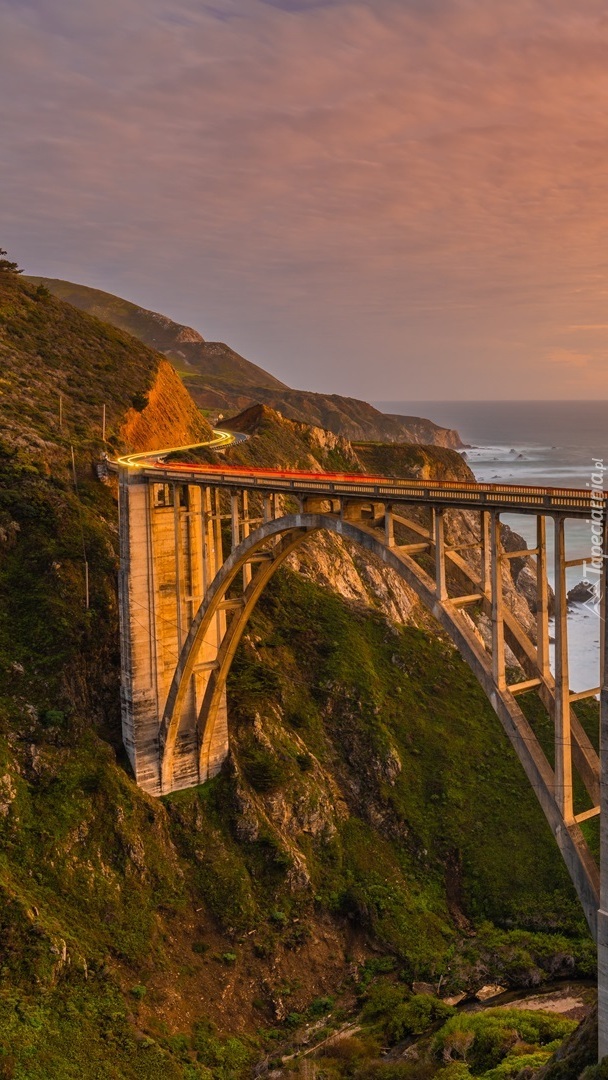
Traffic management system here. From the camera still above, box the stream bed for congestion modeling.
[468,980,597,1023]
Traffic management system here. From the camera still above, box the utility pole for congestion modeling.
[59,393,63,430]
[102,404,106,442]
[70,444,90,611]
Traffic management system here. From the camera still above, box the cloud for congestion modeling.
[2,0,608,398]
[546,348,591,368]
[562,324,608,332]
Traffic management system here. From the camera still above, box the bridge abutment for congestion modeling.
[118,472,228,794]
[118,472,164,793]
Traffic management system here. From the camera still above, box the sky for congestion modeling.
[2,0,608,401]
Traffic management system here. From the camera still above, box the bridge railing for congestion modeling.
[133,462,604,516]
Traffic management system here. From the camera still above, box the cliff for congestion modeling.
[26,276,464,448]
[120,358,212,452]
[0,270,596,1078]
[218,385,464,446]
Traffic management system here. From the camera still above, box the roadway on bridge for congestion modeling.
[115,431,607,520]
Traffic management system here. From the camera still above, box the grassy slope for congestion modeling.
[0,273,596,1078]
[25,277,288,390]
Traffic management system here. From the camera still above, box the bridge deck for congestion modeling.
[132,461,606,518]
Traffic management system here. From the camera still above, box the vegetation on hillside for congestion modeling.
[0,270,195,461]
[26,277,463,446]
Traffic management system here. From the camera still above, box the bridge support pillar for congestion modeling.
[490,512,506,691]
[481,510,491,595]
[554,515,573,823]
[434,507,447,601]
[230,492,240,551]
[599,910,608,1060]
[118,471,164,794]
[385,505,395,548]
[340,498,363,522]
[536,516,551,680]
[198,487,229,784]
[118,471,228,794]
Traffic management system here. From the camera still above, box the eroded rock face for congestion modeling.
[287,533,418,625]
[119,358,213,451]
[0,772,16,817]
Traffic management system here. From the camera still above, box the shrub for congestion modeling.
[582,1061,608,1080]
[192,1021,253,1074]
[240,743,286,792]
[436,1065,472,1080]
[432,1010,577,1072]
[387,995,456,1043]
[130,391,149,412]
[361,981,408,1021]
[308,996,335,1018]
[482,1048,555,1080]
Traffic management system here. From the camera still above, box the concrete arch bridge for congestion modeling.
[115,443,608,1053]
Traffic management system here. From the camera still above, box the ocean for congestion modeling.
[374,401,608,693]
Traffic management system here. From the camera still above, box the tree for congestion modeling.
[0,248,22,274]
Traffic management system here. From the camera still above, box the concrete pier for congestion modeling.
[118,471,227,794]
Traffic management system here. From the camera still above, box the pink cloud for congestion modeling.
[2,0,608,398]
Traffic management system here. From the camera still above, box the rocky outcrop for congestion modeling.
[119,358,213,452]
[568,581,595,604]
[288,531,419,625]
[218,386,464,447]
[143,308,205,346]
[352,440,472,481]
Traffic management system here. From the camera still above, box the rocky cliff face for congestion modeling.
[119,358,213,452]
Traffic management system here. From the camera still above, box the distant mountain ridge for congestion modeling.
[27,276,464,449]
[26,278,287,392]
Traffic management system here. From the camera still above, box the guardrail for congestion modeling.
[131,461,605,518]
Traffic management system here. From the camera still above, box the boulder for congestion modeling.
[475,985,506,1002]
[443,992,467,1006]
[567,580,595,604]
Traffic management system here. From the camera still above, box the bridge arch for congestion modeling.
[159,510,600,935]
